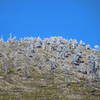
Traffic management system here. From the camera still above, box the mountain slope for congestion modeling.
[0,37,100,100]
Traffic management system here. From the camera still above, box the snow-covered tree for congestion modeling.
[94,45,100,50]
[79,40,85,46]
[8,33,16,43]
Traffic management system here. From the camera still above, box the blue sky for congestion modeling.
[0,0,100,46]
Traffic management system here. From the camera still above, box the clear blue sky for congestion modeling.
[0,0,100,46]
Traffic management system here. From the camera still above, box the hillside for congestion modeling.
[0,37,100,100]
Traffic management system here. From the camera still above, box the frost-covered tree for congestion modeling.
[86,44,90,49]
[71,51,82,65]
[71,39,78,49]
[79,40,85,46]
[0,34,4,43]
[94,45,100,50]
[33,37,42,48]
[8,33,16,43]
